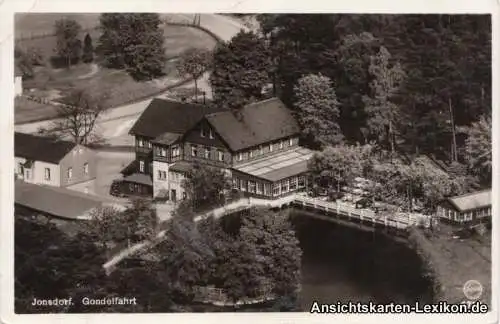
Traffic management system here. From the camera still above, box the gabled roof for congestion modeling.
[446,189,491,212]
[205,98,300,151]
[15,132,77,164]
[129,98,225,138]
[15,180,112,220]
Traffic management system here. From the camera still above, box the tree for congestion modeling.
[14,47,34,79]
[308,145,367,191]
[180,162,231,213]
[15,217,108,313]
[83,205,122,251]
[460,114,492,183]
[176,47,212,103]
[51,87,107,144]
[120,198,158,244]
[238,208,301,297]
[293,73,343,147]
[82,33,94,63]
[97,13,166,80]
[54,18,82,68]
[210,30,272,110]
[363,46,406,155]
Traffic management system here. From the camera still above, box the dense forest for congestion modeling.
[211,14,491,177]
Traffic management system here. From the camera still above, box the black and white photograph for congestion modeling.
[0,0,497,323]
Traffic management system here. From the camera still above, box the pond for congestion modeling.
[292,212,434,311]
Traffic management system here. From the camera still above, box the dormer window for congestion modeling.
[200,127,206,138]
[209,128,214,139]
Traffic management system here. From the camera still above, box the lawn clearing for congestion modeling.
[14,96,59,124]
[15,15,217,124]
[409,224,492,307]
[15,13,100,39]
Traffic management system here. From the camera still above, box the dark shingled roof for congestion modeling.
[15,132,76,164]
[129,98,225,138]
[15,180,112,220]
[205,98,300,151]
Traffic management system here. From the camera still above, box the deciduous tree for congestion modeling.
[293,73,343,147]
[176,47,212,103]
[97,13,166,80]
[210,30,272,110]
[180,162,231,213]
[54,18,82,68]
[51,87,107,144]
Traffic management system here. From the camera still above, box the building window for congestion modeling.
[148,141,152,149]
[83,163,89,175]
[269,143,273,152]
[139,160,145,173]
[160,147,167,157]
[289,138,294,146]
[209,128,214,139]
[67,167,73,180]
[218,150,224,162]
[264,183,270,196]
[238,152,243,161]
[232,178,238,189]
[240,180,247,192]
[298,176,306,188]
[281,179,289,193]
[249,150,253,158]
[249,181,256,193]
[44,168,51,180]
[191,145,198,157]
[256,182,263,195]
[260,146,264,155]
[273,183,280,196]
[158,170,166,180]
[138,138,143,147]
[200,127,206,138]
[25,169,31,180]
[279,141,284,149]
[204,146,210,159]
[172,145,180,157]
[290,177,298,190]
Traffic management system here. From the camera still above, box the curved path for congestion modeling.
[15,14,247,140]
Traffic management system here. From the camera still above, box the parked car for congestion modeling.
[355,197,373,209]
